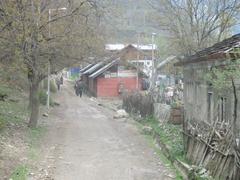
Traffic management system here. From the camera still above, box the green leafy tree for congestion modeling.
[0,0,104,128]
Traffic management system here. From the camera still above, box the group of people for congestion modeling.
[55,74,85,98]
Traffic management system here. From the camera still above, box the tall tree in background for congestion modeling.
[0,0,104,128]
[148,0,240,56]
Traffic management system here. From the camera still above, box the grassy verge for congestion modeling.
[9,121,47,180]
[10,165,29,180]
[141,117,186,162]
[27,126,47,160]
[139,119,213,179]
[70,74,79,81]
[144,134,184,180]
[0,85,28,129]
[134,116,186,179]
[0,85,29,179]
[0,84,47,179]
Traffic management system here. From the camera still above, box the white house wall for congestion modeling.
[129,59,153,77]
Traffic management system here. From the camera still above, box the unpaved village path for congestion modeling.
[33,82,175,180]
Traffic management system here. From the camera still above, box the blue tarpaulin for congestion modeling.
[70,67,80,76]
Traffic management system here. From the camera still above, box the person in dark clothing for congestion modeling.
[60,75,63,85]
[56,77,61,91]
[75,79,84,97]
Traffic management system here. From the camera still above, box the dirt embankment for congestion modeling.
[0,85,29,179]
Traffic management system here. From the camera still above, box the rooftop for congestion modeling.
[177,33,240,66]
[105,44,157,51]
[82,62,104,75]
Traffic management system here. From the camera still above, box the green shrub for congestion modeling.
[38,90,54,106]
[10,165,28,180]
[0,86,9,97]
[142,117,184,160]
[70,74,79,81]
[43,79,57,93]
[0,117,5,130]
[50,80,57,93]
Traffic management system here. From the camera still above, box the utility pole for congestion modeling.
[47,9,51,110]
[47,7,67,110]
[151,32,156,89]
[136,33,140,89]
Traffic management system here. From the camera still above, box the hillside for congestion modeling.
[102,0,162,43]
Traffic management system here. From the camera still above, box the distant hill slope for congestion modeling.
[102,0,163,43]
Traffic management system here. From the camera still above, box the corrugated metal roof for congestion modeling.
[83,62,104,75]
[89,59,119,79]
[80,64,94,73]
[177,33,240,66]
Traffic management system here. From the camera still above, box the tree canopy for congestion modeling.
[0,0,105,127]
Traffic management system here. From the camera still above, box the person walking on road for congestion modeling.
[56,77,62,91]
[74,79,84,98]
[60,75,64,85]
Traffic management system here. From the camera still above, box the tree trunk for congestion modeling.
[28,70,34,109]
[28,79,40,128]
[28,84,33,109]
[232,78,238,145]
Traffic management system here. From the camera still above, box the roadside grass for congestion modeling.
[0,85,29,179]
[9,123,47,180]
[133,116,186,179]
[27,126,47,161]
[39,89,55,107]
[0,84,47,179]
[10,165,28,180]
[70,74,79,81]
[141,116,186,162]
[43,79,57,93]
[0,85,28,129]
[144,134,184,180]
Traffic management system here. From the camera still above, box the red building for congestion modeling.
[88,59,142,97]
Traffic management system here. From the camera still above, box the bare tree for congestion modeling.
[148,0,240,55]
[0,0,104,128]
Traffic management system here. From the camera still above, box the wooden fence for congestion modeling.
[183,119,240,180]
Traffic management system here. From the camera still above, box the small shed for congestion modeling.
[88,59,142,97]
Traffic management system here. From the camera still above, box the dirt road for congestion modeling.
[33,82,175,180]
